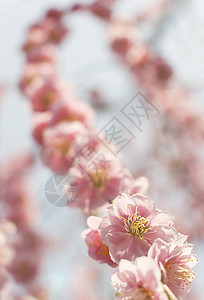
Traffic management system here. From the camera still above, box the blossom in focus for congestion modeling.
[148,235,198,298]
[41,121,88,173]
[82,216,117,267]
[99,193,176,263]
[111,257,168,300]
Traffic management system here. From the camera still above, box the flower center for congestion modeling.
[165,261,195,289]
[42,92,54,108]
[137,288,152,300]
[122,211,149,238]
[56,140,70,155]
[89,169,108,190]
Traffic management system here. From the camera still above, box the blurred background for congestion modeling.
[0,0,204,299]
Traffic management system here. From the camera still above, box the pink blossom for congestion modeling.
[19,63,56,97]
[30,79,70,112]
[26,44,56,63]
[32,112,52,144]
[121,173,149,195]
[148,235,198,298]
[0,270,9,298]
[50,99,95,129]
[9,252,40,283]
[109,21,135,55]
[18,296,38,300]
[23,16,68,51]
[46,9,64,20]
[14,228,45,253]
[111,257,168,300]
[69,153,130,212]
[28,285,49,300]
[0,221,16,268]
[91,2,111,20]
[82,216,117,267]
[41,121,88,173]
[39,17,68,44]
[99,193,176,263]
[7,203,36,228]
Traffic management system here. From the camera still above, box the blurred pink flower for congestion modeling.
[82,216,117,267]
[7,204,36,229]
[41,121,88,173]
[46,9,64,20]
[99,193,176,263]
[30,79,70,112]
[28,285,49,300]
[121,174,149,195]
[18,296,38,300]
[19,63,56,97]
[50,99,96,129]
[69,153,130,212]
[32,112,52,144]
[0,221,16,268]
[0,270,9,298]
[27,44,56,63]
[148,235,198,298]
[109,21,135,55]
[9,252,40,283]
[111,257,168,300]
[23,14,68,52]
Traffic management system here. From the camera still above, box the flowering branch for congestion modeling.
[16,2,199,299]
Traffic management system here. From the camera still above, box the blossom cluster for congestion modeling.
[107,10,204,239]
[0,154,49,299]
[17,2,199,300]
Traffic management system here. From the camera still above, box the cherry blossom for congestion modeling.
[99,193,176,263]
[41,121,89,173]
[111,257,168,300]
[82,216,117,267]
[148,235,198,298]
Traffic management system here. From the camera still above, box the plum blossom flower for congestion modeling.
[26,44,56,63]
[69,152,131,212]
[41,121,88,173]
[23,14,68,52]
[82,216,117,267]
[111,257,168,300]
[19,62,56,97]
[120,173,149,195]
[9,251,40,283]
[32,112,52,144]
[30,79,71,112]
[109,21,135,55]
[99,193,176,263]
[148,235,198,298]
[50,99,95,129]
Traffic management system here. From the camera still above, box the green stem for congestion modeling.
[163,284,178,300]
